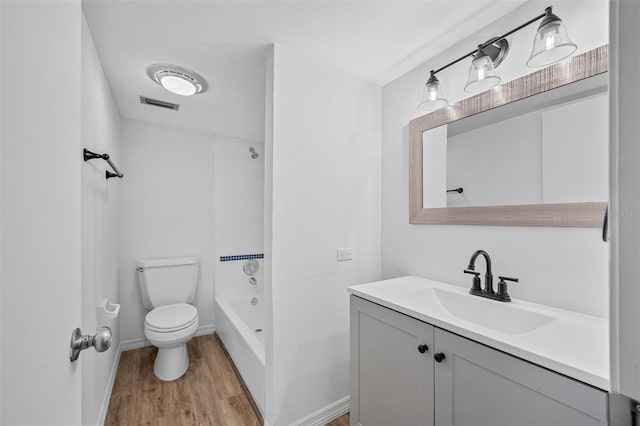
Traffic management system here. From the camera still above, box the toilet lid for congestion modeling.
[145,303,198,331]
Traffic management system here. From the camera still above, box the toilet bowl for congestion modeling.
[144,303,199,381]
[137,256,200,381]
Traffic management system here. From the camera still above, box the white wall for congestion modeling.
[0,1,4,418]
[422,126,447,208]
[1,1,84,424]
[214,136,265,302]
[382,0,609,318]
[447,111,542,207]
[263,44,276,426]
[119,119,215,342]
[542,93,608,203]
[267,45,381,426]
[81,12,122,425]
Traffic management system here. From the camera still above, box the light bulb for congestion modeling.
[159,75,197,96]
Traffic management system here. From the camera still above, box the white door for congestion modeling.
[1,1,84,424]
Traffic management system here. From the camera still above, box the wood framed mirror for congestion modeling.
[409,45,608,227]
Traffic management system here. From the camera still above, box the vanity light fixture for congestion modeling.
[147,64,208,96]
[527,7,577,68]
[464,45,502,93]
[419,6,577,111]
[419,71,448,112]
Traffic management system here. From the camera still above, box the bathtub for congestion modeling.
[215,296,265,415]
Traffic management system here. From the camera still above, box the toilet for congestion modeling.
[137,256,200,381]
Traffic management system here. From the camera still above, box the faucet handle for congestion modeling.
[496,276,518,302]
[464,269,482,294]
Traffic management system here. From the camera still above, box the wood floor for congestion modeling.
[326,413,350,426]
[106,334,350,426]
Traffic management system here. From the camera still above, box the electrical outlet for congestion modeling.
[337,247,353,261]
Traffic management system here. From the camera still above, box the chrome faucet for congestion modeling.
[464,250,518,302]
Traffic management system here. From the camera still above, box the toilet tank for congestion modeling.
[137,256,200,309]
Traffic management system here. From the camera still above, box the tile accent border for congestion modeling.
[220,253,264,262]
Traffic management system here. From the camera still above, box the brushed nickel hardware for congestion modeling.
[70,326,112,362]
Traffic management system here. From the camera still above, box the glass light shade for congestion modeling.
[147,64,207,96]
[419,73,448,112]
[526,18,577,68]
[159,75,197,96]
[464,52,501,93]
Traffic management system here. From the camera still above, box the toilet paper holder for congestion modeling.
[97,298,120,324]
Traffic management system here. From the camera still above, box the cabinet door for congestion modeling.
[350,296,434,426]
[433,328,608,426]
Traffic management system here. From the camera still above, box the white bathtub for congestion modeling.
[215,296,265,415]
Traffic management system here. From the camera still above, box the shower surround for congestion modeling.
[214,136,266,414]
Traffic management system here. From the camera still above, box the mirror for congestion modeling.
[409,45,608,227]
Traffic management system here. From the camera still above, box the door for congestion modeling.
[350,296,434,426]
[433,329,608,426]
[1,1,84,424]
[609,1,640,424]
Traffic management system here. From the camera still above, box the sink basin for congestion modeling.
[434,288,555,335]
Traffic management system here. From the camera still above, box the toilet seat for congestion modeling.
[145,303,198,333]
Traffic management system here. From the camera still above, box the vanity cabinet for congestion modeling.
[350,296,608,426]
[350,295,435,426]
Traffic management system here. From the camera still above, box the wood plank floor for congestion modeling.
[326,413,350,426]
[105,334,350,426]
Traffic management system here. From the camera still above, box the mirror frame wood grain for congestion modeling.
[409,45,608,227]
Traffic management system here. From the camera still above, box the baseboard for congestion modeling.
[290,396,350,426]
[97,341,122,426]
[195,324,216,337]
[120,324,216,351]
[120,336,148,351]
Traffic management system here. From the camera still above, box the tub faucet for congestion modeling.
[464,250,494,296]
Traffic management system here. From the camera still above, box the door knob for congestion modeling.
[418,344,429,353]
[70,326,112,362]
[434,352,446,363]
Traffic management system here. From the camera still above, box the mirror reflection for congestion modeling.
[422,74,608,209]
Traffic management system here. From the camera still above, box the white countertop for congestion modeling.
[348,276,609,391]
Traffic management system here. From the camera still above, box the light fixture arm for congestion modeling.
[430,7,551,76]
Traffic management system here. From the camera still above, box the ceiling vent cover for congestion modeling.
[139,96,180,111]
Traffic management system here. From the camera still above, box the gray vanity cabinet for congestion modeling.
[434,328,608,426]
[350,296,608,426]
[350,295,435,426]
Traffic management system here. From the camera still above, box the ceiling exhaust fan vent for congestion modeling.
[139,96,180,111]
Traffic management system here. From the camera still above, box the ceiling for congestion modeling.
[83,0,527,141]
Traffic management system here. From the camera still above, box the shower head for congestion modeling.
[249,147,259,159]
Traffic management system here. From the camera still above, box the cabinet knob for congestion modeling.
[417,344,429,353]
[434,352,446,363]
